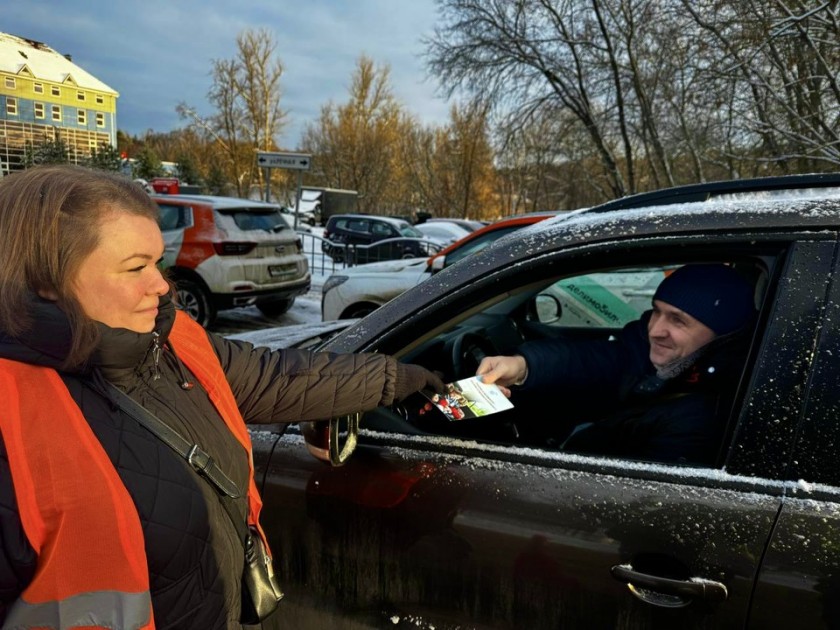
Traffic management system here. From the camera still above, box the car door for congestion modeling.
[255,237,831,629]
[749,236,840,629]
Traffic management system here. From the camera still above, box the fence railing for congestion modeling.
[298,232,442,276]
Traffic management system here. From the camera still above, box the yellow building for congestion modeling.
[0,31,119,174]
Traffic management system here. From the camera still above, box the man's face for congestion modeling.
[648,300,716,368]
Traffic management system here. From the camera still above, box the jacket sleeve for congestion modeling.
[516,316,652,397]
[206,332,399,425]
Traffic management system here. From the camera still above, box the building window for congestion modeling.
[51,105,61,121]
[95,94,104,104]
[51,86,60,97]
[6,98,17,115]
[34,102,45,119]
[77,110,86,125]
[33,82,43,94]
[96,112,105,127]
[77,90,85,101]
[4,77,15,89]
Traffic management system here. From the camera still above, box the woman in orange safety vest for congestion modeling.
[0,165,443,629]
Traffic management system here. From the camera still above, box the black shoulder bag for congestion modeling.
[103,382,284,624]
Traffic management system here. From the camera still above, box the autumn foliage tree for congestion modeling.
[301,56,405,214]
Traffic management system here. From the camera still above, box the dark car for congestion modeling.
[247,176,840,628]
[322,214,440,263]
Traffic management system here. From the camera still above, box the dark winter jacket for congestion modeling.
[0,295,401,629]
[516,311,748,464]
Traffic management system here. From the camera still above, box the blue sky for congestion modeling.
[4,0,452,148]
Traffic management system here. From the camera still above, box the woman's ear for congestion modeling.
[37,288,59,301]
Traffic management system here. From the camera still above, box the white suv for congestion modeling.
[151,194,310,327]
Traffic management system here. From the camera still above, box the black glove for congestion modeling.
[394,363,446,402]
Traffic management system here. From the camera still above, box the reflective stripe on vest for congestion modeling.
[0,361,153,630]
[168,312,269,546]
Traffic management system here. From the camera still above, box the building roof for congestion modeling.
[0,31,118,95]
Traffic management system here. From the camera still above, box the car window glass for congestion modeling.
[222,209,287,231]
[384,256,768,470]
[399,224,424,238]
[536,267,675,328]
[371,222,393,237]
[445,225,522,267]
[348,219,369,233]
[157,204,188,231]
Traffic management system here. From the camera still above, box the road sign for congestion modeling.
[256,151,312,171]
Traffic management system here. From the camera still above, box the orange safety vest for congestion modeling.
[0,311,266,629]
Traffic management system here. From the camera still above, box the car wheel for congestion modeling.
[257,298,295,318]
[176,280,216,327]
[343,303,379,319]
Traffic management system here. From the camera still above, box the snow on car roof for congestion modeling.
[512,192,840,252]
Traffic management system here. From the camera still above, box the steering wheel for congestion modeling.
[451,332,497,380]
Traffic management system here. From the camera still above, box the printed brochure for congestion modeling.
[418,376,513,421]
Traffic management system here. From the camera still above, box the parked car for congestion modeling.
[150,194,310,327]
[414,220,473,246]
[279,205,317,228]
[321,214,438,263]
[425,216,486,231]
[240,174,840,628]
[322,211,560,320]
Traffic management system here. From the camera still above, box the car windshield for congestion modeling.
[398,222,423,238]
[222,208,289,231]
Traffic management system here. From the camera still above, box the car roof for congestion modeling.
[328,214,410,226]
[503,193,840,262]
[150,194,282,210]
[586,172,840,213]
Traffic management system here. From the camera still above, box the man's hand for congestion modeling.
[475,355,528,398]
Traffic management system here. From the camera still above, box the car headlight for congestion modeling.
[322,275,349,295]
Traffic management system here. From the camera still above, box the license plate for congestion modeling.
[269,265,296,279]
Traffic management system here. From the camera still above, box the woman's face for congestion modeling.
[72,211,169,333]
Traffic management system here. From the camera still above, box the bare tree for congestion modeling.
[426,0,636,198]
[178,28,287,198]
[682,0,840,170]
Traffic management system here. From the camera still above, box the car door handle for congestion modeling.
[610,564,728,607]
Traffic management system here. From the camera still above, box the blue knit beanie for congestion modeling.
[652,264,755,335]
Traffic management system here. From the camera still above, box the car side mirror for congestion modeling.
[301,413,361,466]
[533,293,563,323]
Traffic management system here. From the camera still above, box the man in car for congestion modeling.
[476,263,756,465]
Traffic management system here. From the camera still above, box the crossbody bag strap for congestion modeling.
[103,382,242,500]
[101,381,254,548]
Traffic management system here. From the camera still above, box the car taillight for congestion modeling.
[323,230,331,240]
[295,237,303,252]
[213,242,257,255]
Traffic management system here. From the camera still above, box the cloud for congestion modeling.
[4,0,452,146]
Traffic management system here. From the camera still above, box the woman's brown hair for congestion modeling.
[0,164,163,368]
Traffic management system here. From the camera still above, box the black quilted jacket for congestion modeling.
[0,296,399,629]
